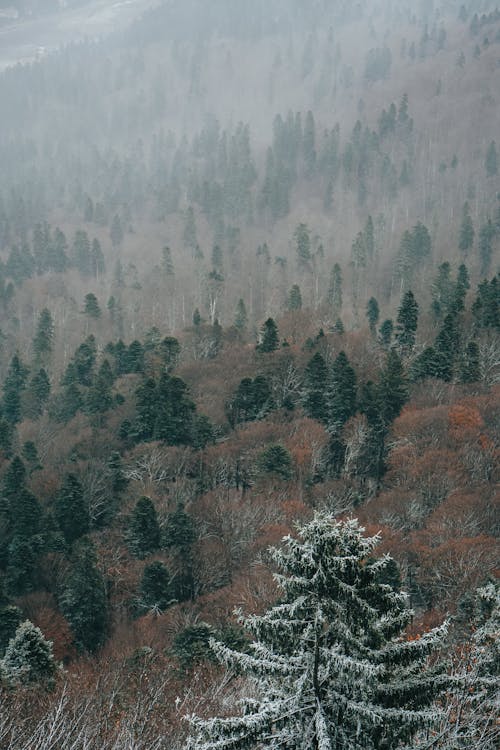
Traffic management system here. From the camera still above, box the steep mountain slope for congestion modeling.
[0,2,498,748]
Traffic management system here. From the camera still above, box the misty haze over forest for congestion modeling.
[0,1,498,748]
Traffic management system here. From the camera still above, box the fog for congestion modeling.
[0,0,498,353]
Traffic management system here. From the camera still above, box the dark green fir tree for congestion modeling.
[366,297,380,336]
[326,351,357,432]
[395,290,419,353]
[257,318,279,352]
[126,497,161,559]
[83,293,101,319]
[378,318,393,348]
[163,503,197,602]
[60,539,108,653]
[303,353,328,423]
[54,474,89,546]
[32,308,54,363]
[138,561,172,614]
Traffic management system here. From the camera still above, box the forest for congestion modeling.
[0,0,498,748]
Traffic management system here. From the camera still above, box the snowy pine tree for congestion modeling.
[433,582,499,750]
[1,620,56,686]
[187,514,448,750]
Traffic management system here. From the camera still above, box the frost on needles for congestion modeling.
[187,513,449,750]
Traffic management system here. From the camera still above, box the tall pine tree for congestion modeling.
[188,514,448,750]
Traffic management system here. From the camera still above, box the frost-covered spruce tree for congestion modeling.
[434,582,499,750]
[1,620,56,686]
[187,514,448,750]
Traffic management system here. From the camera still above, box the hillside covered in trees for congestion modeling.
[0,1,498,748]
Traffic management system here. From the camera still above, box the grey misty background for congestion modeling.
[0,0,498,374]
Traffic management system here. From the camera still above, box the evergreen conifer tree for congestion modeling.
[378,349,409,424]
[84,359,113,418]
[138,561,172,614]
[2,355,29,424]
[72,336,96,386]
[431,262,454,319]
[434,313,460,381]
[258,444,292,480]
[460,341,481,383]
[0,601,22,656]
[229,377,261,425]
[32,222,51,275]
[54,473,89,545]
[257,318,279,352]
[378,318,393,348]
[6,243,35,285]
[126,497,161,559]
[472,277,499,330]
[162,245,175,276]
[26,368,50,416]
[287,284,303,311]
[83,292,101,319]
[0,417,13,458]
[412,221,431,264]
[359,352,409,482]
[302,111,316,176]
[438,582,499,750]
[72,230,91,275]
[49,228,69,272]
[163,503,197,601]
[366,297,380,336]
[234,299,248,331]
[60,539,108,653]
[294,223,312,271]
[327,263,342,318]
[159,336,181,371]
[2,457,42,578]
[326,351,357,432]
[188,514,448,750]
[2,620,56,686]
[479,219,495,276]
[303,353,328,422]
[333,319,345,335]
[90,238,105,278]
[252,375,274,417]
[22,441,41,473]
[52,382,82,423]
[153,374,196,445]
[454,263,470,311]
[32,308,54,362]
[108,451,129,497]
[193,308,202,327]
[5,536,37,597]
[459,202,474,257]
[395,290,419,353]
[134,377,157,439]
[410,347,441,382]
[126,340,145,373]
